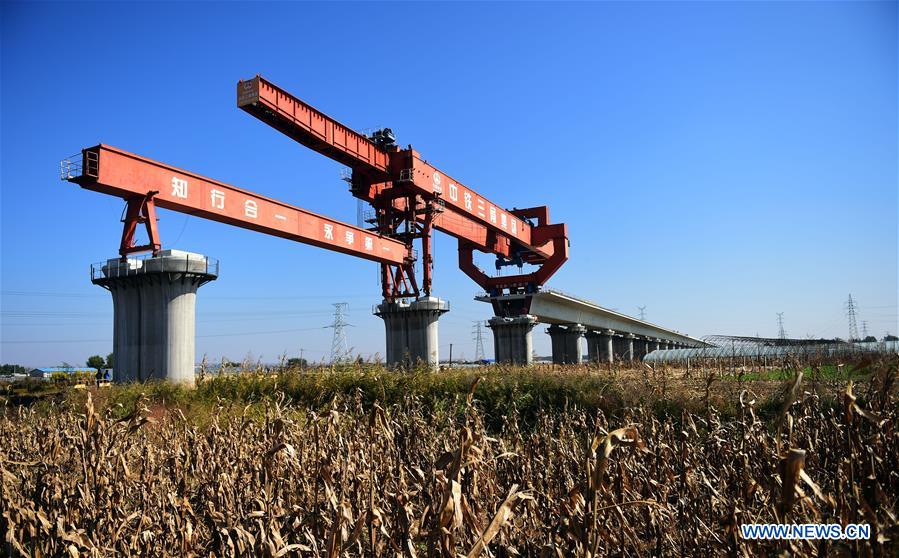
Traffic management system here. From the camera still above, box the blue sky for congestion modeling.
[1,1,896,367]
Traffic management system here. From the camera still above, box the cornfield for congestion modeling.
[2,359,897,556]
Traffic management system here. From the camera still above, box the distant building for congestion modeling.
[29,367,106,380]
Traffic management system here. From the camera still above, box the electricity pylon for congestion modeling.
[328,303,350,363]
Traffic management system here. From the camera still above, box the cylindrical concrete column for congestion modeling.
[93,251,218,386]
[602,329,615,364]
[375,296,449,369]
[109,282,141,379]
[566,324,586,364]
[585,331,602,362]
[547,325,567,364]
[488,315,537,365]
[546,324,585,364]
[633,338,646,360]
[626,334,636,362]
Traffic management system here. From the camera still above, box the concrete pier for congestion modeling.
[488,315,537,365]
[92,250,218,386]
[625,333,636,362]
[585,331,602,362]
[586,329,615,363]
[602,329,615,363]
[374,296,448,368]
[547,324,586,364]
[638,338,652,359]
[613,336,630,361]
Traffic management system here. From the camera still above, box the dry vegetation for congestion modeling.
[2,357,897,557]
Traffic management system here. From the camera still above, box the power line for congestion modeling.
[472,320,486,361]
[1,290,372,301]
[1,326,328,344]
[327,303,350,363]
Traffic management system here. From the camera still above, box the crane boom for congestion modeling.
[65,144,409,265]
[237,75,555,259]
[238,76,390,180]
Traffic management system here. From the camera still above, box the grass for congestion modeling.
[4,357,883,430]
[93,365,622,429]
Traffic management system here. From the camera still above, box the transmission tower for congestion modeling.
[472,321,486,361]
[776,312,787,340]
[861,321,869,339]
[846,294,859,341]
[638,306,646,321]
[328,303,350,363]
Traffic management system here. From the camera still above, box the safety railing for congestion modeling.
[59,154,83,181]
[90,253,220,281]
[59,150,98,181]
[371,298,451,314]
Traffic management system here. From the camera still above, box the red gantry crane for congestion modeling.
[64,75,569,302]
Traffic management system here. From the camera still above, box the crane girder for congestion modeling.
[66,145,409,266]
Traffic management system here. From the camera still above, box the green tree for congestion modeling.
[286,358,308,369]
[1,364,28,375]
[105,353,114,368]
[86,355,106,372]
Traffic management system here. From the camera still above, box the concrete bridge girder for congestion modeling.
[481,290,708,349]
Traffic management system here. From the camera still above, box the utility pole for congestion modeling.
[448,343,453,368]
[328,303,350,363]
[777,312,787,340]
[472,321,486,362]
[638,306,646,321]
[846,294,859,342]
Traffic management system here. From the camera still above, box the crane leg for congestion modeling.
[119,192,161,259]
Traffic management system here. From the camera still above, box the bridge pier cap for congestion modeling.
[91,250,218,387]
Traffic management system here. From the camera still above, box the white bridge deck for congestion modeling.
[478,289,710,346]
